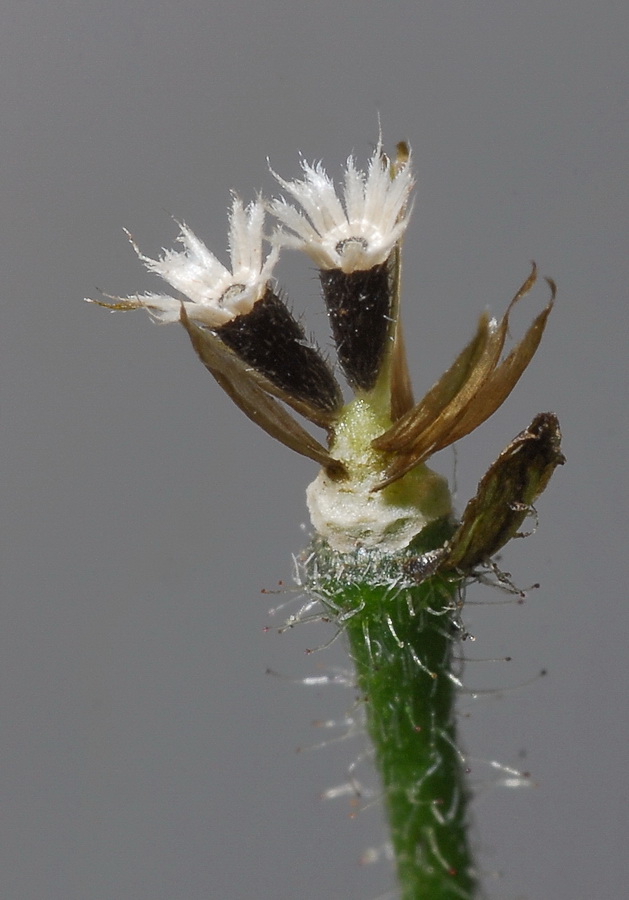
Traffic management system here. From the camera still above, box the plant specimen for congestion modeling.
[88,137,563,898]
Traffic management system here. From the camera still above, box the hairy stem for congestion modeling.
[308,526,477,899]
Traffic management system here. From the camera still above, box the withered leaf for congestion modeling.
[180,306,346,476]
[375,310,495,453]
[437,412,564,573]
[373,265,554,489]
[431,279,555,451]
[381,144,415,421]
[387,244,415,421]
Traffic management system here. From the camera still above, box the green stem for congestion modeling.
[308,526,477,899]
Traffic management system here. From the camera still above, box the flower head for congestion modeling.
[270,140,414,273]
[88,136,561,557]
[94,197,278,328]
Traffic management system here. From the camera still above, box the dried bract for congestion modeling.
[436,412,565,572]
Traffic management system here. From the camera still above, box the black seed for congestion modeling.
[319,261,392,392]
[217,288,342,413]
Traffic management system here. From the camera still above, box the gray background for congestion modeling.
[2,2,627,898]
